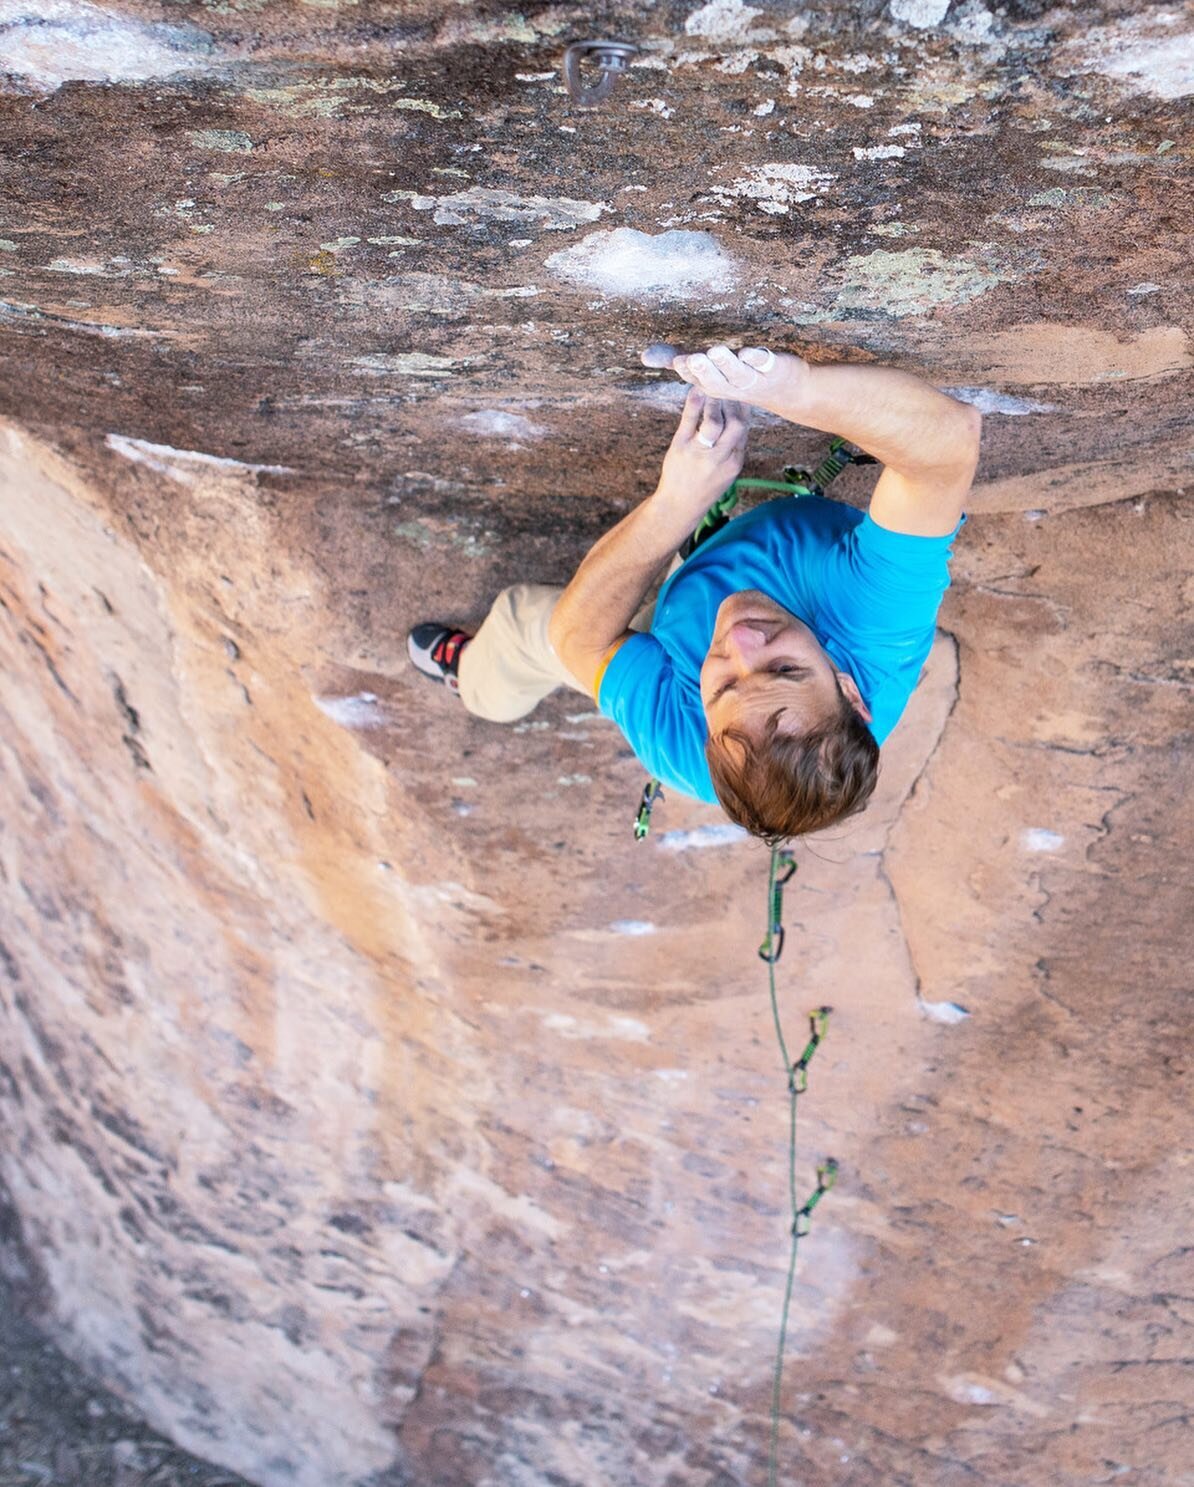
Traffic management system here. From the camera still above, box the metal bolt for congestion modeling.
[563,40,640,107]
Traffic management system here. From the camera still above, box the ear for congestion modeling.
[836,671,872,724]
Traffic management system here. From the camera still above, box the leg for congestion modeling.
[458,554,686,723]
[457,583,589,723]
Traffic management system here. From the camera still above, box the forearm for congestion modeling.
[782,362,980,474]
[547,490,698,658]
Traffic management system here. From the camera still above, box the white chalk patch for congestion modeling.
[753,98,776,115]
[1076,20,1194,100]
[514,72,557,82]
[557,774,592,786]
[45,258,112,275]
[608,920,656,936]
[888,122,923,136]
[409,186,607,231]
[1127,282,1160,295]
[542,1012,650,1042]
[949,2,997,43]
[635,373,687,401]
[716,49,760,76]
[0,0,211,90]
[314,693,384,729]
[685,0,777,43]
[709,162,837,213]
[889,0,951,27]
[189,129,254,153]
[653,1068,689,1081]
[853,144,906,160]
[1022,828,1064,852]
[846,94,875,108]
[105,433,295,483]
[657,824,750,852]
[450,777,478,788]
[865,1323,899,1347]
[630,97,675,118]
[348,351,461,377]
[944,387,1058,415]
[545,228,739,300]
[940,1373,1051,1417]
[563,711,612,724]
[921,1000,971,1024]
[460,410,545,440]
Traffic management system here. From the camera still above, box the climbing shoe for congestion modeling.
[407,623,473,696]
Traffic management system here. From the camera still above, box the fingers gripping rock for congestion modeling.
[640,342,775,390]
[641,342,680,370]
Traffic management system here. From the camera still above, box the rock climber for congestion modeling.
[408,344,981,844]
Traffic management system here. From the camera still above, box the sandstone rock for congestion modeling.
[0,3,1190,1484]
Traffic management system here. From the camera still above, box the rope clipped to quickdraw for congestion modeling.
[760,847,837,1487]
[785,434,879,498]
[633,778,664,841]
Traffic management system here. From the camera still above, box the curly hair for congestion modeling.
[704,678,881,848]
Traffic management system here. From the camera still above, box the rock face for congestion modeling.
[0,3,1190,1485]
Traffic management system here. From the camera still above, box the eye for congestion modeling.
[711,663,807,704]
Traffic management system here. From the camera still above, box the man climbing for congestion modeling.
[408,344,981,844]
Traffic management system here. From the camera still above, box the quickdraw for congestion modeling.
[633,778,664,841]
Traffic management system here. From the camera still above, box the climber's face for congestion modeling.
[699,590,872,739]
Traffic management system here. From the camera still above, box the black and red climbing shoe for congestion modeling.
[407,623,473,695]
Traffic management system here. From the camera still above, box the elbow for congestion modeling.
[962,400,983,447]
[957,400,983,456]
[947,401,982,476]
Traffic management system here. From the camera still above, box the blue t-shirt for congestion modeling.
[596,496,964,804]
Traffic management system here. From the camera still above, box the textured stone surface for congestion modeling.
[0,3,1191,1486]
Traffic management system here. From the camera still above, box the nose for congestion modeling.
[725,621,772,662]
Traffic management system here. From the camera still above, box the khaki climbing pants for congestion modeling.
[457,553,685,724]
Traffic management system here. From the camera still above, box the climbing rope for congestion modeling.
[760,848,836,1487]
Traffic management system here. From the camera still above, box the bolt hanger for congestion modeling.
[563,40,640,107]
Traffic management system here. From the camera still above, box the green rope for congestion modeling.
[761,846,835,1487]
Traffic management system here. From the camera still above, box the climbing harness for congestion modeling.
[630,436,876,843]
[763,854,837,1487]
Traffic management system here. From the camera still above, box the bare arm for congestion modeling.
[548,390,750,695]
[547,493,696,697]
[781,361,982,537]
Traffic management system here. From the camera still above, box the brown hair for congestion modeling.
[705,679,880,848]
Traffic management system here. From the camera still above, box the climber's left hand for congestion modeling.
[654,386,750,517]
